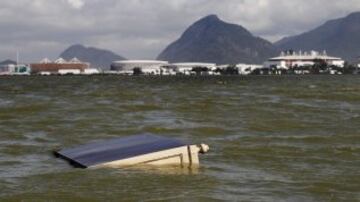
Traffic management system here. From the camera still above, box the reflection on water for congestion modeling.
[0,75,359,201]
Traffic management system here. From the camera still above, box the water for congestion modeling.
[0,75,359,201]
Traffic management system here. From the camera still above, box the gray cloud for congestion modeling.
[1,0,360,62]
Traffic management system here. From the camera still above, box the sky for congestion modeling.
[1,0,360,62]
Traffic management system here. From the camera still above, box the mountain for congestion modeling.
[157,15,279,64]
[275,12,360,62]
[0,59,16,66]
[60,44,126,70]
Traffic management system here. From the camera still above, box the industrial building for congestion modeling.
[110,61,253,75]
[264,50,345,69]
[111,60,169,75]
[172,63,217,75]
[111,61,218,75]
[30,58,90,74]
[216,64,263,75]
[0,64,31,75]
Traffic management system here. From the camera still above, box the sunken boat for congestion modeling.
[54,134,209,168]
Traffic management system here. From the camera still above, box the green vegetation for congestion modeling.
[133,67,143,75]
[191,66,209,75]
[215,65,239,75]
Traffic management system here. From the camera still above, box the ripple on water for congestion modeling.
[0,76,359,201]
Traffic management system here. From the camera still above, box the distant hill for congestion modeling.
[157,15,278,64]
[60,44,126,70]
[0,59,16,66]
[275,12,360,62]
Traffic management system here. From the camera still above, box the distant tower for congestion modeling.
[323,50,327,56]
[16,51,19,65]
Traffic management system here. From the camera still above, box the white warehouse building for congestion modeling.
[236,64,263,75]
[217,64,263,75]
[111,60,169,75]
[264,50,345,69]
[172,63,217,75]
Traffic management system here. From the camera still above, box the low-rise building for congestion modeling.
[83,68,101,75]
[30,58,90,74]
[236,64,262,75]
[0,64,13,75]
[39,71,51,76]
[0,64,31,75]
[216,64,263,75]
[58,69,81,75]
[264,50,345,69]
[111,60,169,75]
[172,63,216,75]
[160,65,177,75]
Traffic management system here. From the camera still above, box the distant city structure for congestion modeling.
[264,50,345,69]
[0,64,31,75]
[0,49,357,76]
[110,61,220,75]
[173,63,217,75]
[217,64,262,75]
[111,60,170,75]
[30,58,93,75]
[236,64,263,75]
[109,61,265,76]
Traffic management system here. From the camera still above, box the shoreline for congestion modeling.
[0,74,358,78]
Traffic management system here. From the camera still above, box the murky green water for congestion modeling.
[0,75,359,201]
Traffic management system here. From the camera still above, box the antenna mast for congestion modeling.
[16,50,19,65]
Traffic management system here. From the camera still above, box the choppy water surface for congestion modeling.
[0,75,359,201]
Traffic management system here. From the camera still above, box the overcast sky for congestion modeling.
[1,0,360,62]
